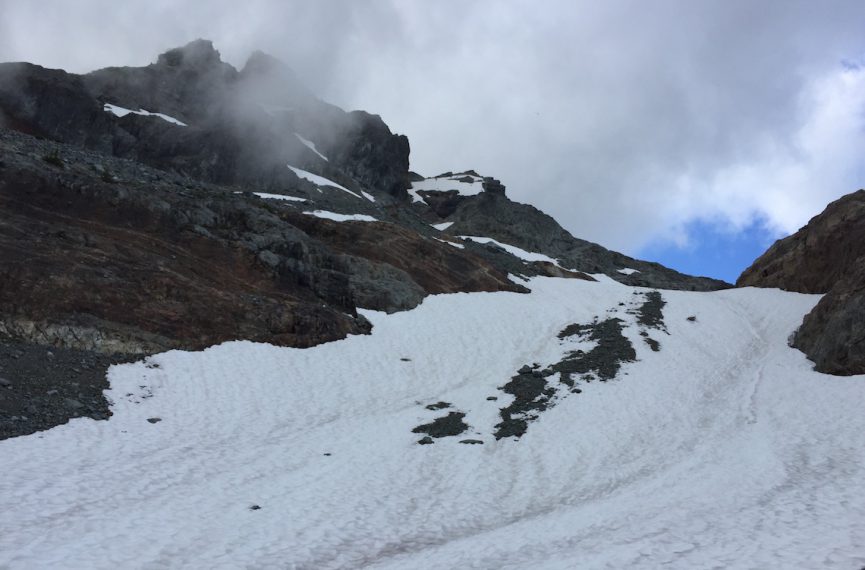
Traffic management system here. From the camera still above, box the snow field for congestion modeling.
[0,278,863,569]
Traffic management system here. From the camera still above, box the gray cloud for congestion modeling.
[2,0,865,253]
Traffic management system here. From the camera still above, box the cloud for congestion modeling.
[2,0,865,255]
[692,64,865,236]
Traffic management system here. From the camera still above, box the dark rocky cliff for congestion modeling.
[738,190,865,375]
[0,40,410,200]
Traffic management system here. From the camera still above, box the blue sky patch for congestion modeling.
[639,218,784,284]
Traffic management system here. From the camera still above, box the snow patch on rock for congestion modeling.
[294,133,328,162]
[103,103,187,127]
[460,235,562,266]
[304,210,378,223]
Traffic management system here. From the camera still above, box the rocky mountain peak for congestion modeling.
[242,50,287,75]
[238,49,314,105]
[156,39,223,69]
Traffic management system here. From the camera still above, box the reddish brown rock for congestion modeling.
[737,189,865,375]
[738,190,865,293]
[0,134,368,354]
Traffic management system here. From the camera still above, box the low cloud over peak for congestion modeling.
[3,0,865,264]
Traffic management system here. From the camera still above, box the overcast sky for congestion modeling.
[3,0,865,280]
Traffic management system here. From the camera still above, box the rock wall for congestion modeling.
[737,190,865,375]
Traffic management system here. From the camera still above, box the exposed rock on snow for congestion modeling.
[412,411,469,440]
[632,290,668,331]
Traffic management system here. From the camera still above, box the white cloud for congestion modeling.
[666,64,865,244]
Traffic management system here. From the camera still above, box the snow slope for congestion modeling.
[1,278,864,569]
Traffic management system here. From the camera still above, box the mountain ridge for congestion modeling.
[0,40,727,436]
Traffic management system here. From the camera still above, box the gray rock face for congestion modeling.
[0,63,115,148]
[342,257,427,313]
[738,190,865,375]
[793,262,865,375]
[324,111,410,200]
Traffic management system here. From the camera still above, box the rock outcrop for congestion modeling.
[0,131,367,353]
[794,263,865,375]
[738,190,865,375]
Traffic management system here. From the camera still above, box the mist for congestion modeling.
[2,0,865,258]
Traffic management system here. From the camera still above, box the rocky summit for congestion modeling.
[0,40,730,436]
